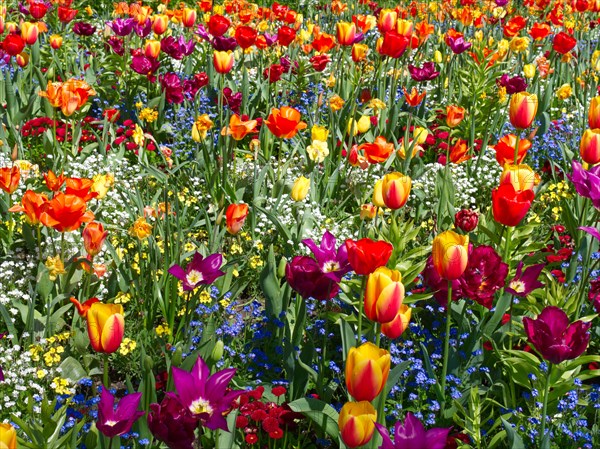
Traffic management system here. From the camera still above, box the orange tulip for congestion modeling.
[213,50,234,74]
[493,134,531,166]
[336,21,356,46]
[432,230,469,280]
[589,96,600,129]
[73,299,124,353]
[404,87,426,107]
[265,106,307,139]
[500,164,540,192]
[449,138,471,164]
[359,136,393,164]
[82,222,108,257]
[338,401,377,448]
[345,342,390,401]
[0,166,20,194]
[509,92,538,129]
[43,170,65,192]
[66,177,98,202]
[446,105,465,128]
[579,128,600,165]
[381,304,411,339]
[0,423,17,449]
[39,79,96,116]
[225,203,249,235]
[381,172,411,209]
[364,267,404,324]
[38,81,63,108]
[8,190,48,224]
[40,193,94,232]
[221,114,258,140]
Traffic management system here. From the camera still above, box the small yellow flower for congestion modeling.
[36,369,47,379]
[119,338,137,356]
[556,84,572,100]
[129,217,153,240]
[45,255,66,281]
[306,140,329,163]
[132,124,145,147]
[114,291,131,304]
[199,290,211,304]
[51,377,71,395]
[139,108,159,123]
[155,323,171,337]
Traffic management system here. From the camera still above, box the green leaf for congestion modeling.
[501,418,525,449]
[288,398,340,440]
[59,357,87,382]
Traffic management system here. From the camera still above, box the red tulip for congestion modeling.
[552,32,577,54]
[2,34,25,56]
[277,26,296,46]
[207,14,230,37]
[491,183,534,227]
[379,31,409,59]
[235,26,257,49]
[345,238,393,275]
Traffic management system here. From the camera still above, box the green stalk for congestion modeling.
[440,280,453,412]
[357,276,367,345]
[103,353,110,388]
[539,363,553,445]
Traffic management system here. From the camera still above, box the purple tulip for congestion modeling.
[375,412,451,449]
[184,72,209,99]
[130,55,159,76]
[422,256,463,307]
[460,245,508,309]
[96,389,145,438]
[264,33,277,46]
[107,36,124,56]
[109,18,135,36]
[160,73,185,104]
[168,252,224,291]
[134,19,152,37]
[212,36,238,51]
[221,87,242,114]
[590,279,600,314]
[496,74,527,94]
[568,161,600,209]
[301,230,350,282]
[148,394,198,449]
[580,226,600,242]
[505,261,545,297]
[195,23,211,41]
[73,22,96,36]
[523,306,591,364]
[408,62,440,82]
[285,256,340,300]
[447,36,471,54]
[171,356,242,431]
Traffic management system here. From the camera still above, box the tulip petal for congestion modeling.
[100,313,125,353]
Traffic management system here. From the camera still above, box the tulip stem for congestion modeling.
[513,133,521,164]
[440,280,452,413]
[103,353,110,388]
[540,363,553,445]
[357,276,367,345]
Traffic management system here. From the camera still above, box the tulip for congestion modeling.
[168,252,225,291]
[291,176,310,201]
[493,134,531,165]
[408,61,439,82]
[286,256,340,300]
[523,63,536,78]
[265,106,307,139]
[375,412,451,449]
[225,203,249,235]
[379,30,409,58]
[21,22,38,45]
[364,267,404,324]
[152,14,169,35]
[29,1,49,20]
[580,128,600,165]
[213,50,234,74]
[0,166,20,194]
[505,261,545,297]
[75,300,125,354]
[66,177,98,202]
[491,183,535,227]
[345,342,390,401]
[302,230,351,282]
[396,19,414,38]
[381,172,411,209]
[235,25,257,49]
[432,230,469,280]
[338,401,377,448]
[588,96,600,129]
[336,21,356,46]
[568,161,600,209]
[377,9,397,33]
[182,8,196,27]
[381,304,411,339]
[221,114,257,140]
[523,306,591,364]
[49,34,63,49]
[345,238,393,275]
[351,43,369,62]
[8,190,48,225]
[277,25,296,47]
[97,389,145,438]
[40,193,94,232]
[509,92,538,129]
[0,423,17,449]
[499,164,539,192]
[454,209,479,232]
[82,222,108,257]
[552,31,577,54]
[2,34,25,56]
[144,39,161,58]
[446,105,465,128]
[207,14,231,37]
[359,136,393,164]
[360,204,377,220]
[148,395,198,449]
[459,245,509,309]
[372,179,385,207]
[57,6,78,23]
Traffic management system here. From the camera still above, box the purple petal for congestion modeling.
[205,368,236,398]
[171,367,198,410]
[168,264,186,282]
[580,226,600,242]
[98,388,116,421]
[425,427,452,449]
[538,306,570,337]
[374,423,395,449]
[191,356,211,386]
[395,412,426,446]
[114,392,143,422]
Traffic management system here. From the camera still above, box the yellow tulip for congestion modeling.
[291,176,310,201]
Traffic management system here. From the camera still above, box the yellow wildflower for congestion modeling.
[119,338,137,356]
[129,217,152,240]
[45,255,66,281]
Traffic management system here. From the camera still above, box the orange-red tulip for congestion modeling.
[213,50,234,74]
[446,105,465,128]
[377,9,397,33]
[359,136,393,164]
[66,177,98,202]
[265,106,307,139]
[364,267,404,324]
[381,172,411,209]
[221,114,258,140]
[493,134,531,165]
[345,342,390,401]
[0,166,20,194]
[432,230,469,280]
[381,304,411,339]
[8,190,48,225]
[492,183,534,227]
[509,92,538,129]
[580,128,600,165]
[449,138,471,164]
[83,222,108,257]
[226,203,249,235]
[404,87,426,107]
[338,401,377,448]
[40,193,94,232]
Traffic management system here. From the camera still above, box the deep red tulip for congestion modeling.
[491,183,534,227]
[345,238,393,275]
[552,32,577,54]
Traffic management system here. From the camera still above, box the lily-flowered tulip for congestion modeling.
[505,261,545,297]
[493,134,531,165]
[375,412,451,449]
[291,176,310,201]
[82,222,108,257]
[221,114,257,140]
[168,252,225,291]
[97,388,144,438]
[568,161,600,209]
[432,230,469,280]
[408,61,439,81]
[345,238,393,276]
[523,306,591,364]
[225,203,249,235]
[286,256,340,300]
[265,106,307,139]
[589,96,600,129]
[345,342,390,401]
[0,166,20,194]
[43,170,65,191]
[381,172,411,209]
[364,267,404,323]
[0,422,17,449]
[148,394,198,449]
[172,355,243,430]
[302,230,350,282]
[338,401,377,448]
[359,136,393,164]
[509,92,538,129]
[381,304,411,339]
[446,105,465,128]
[213,51,234,74]
[579,128,600,165]
[71,298,124,354]
[491,183,535,227]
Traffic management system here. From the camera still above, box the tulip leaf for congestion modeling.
[59,356,87,382]
[501,418,525,449]
[288,397,340,440]
[260,245,283,318]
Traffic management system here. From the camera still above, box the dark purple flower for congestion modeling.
[172,355,242,431]
[134,19,152,37]
[130,55,159,76]
[496,74,527,94]
[96,389,144,438]
[160,73,185,104]
[460,245,508,309]
[496,0,509,5]
[506,261,545,297]
[107,36,124,56]
[408,62,440,82]
[568,161,600,209]
[221,87,242,114]
[109,18,135,36]
[375,412,451,449]
[447,36,471,54]
[73,22,96,36]
[454,209,478,232]
[161,36,183,60]
[168,252,224,290]
[183,72,209,99]
[423,256,463,307]
[285,256,340,300]
[212,36,237,51]
[589,278,600,314]
[523,306,591,364]
[302,230,350,282]
[148,395,198,449]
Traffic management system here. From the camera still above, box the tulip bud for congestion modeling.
[356,115,371,133]
[381,304,411,339]
[82,222,108,257]
[49,34,63,49]
[377,9,397,33]
[143,355,154,370]
[580,128,600,165]
[345,342,391,401]
[364,267,404,323]
[351,43,369,62]
[589,96,600,129]
[16,52,29,67]
[372,178,385,207]
[413,126,428,144]
[446,105,465,128]
[336,21,356,46]
[523,63,536,79]
[432,230,469,280]
[144,39,161,58]
[338,401,377,448]
[509,92,538,129]
[434,50,443,63]
[225,203,249,235]
[381,172,411,209]
[360,204,377,220]
[454,209,479,232]
[277,256,287,278]
[210,339,224,363]
[291,176,310,201]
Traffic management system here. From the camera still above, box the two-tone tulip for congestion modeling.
[72,298,124,354]
[21,22,38,45]
[338,401,377,448]
[580,128,600,165]
[213,51,234,74]
[509,92,538,129]
[82,222,108,257]
[345,342,390,401]
[182,8,197,28]
[381,172,411,209]
[446,105,465,128]
[364,267,404,324]
[499,164,540,192]
[381,304,411,339]
[0,423,17,449]
[336,21,356,46]
[152,14,169,35]
[432,230,469,280]
[372,179,385,207]
[351,43,369,62]
[144,39,161,59]
[589,96,600,129]
[377,9,397,33]
[49,34,63,49]
[225,203,249,235]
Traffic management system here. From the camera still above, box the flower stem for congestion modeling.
[440,280,452,412]
[357,276,367,345]
[513,133,521,164]
[540,363,553,445]
[103,353,110,388]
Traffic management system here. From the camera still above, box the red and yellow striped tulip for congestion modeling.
[213,51,234,74]
[499,164,539,192]
[345,342,390,401]
[381,172,411,209]
[432,230,469,280]
[364,267,404,324]
[336,21,356,46]
[588,96,600,129]
[86,301,125,354]
[579,128,600,165]
[509,92,538,129]
[338,401,377,448]
[381,304,411,339]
